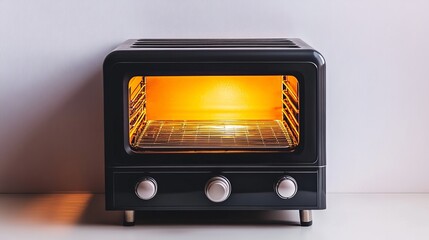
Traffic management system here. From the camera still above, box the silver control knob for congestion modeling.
[135,177,157,200]
[276,176,297,199]
[205,176,231,203]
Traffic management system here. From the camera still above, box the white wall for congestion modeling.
[1,0,428,193]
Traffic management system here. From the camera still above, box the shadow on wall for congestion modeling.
[0,59,106,193]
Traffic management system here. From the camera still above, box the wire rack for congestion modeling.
[135,120,294,149]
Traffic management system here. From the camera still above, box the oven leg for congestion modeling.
[123,210,135,226]
[299,210,312,226]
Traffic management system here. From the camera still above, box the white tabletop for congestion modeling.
[0,193,427,240]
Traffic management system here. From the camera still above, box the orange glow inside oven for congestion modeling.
[146,76,283,120]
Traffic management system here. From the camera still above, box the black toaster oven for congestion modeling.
[103,38,326,226]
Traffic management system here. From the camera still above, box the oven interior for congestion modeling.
[128,75,299,150]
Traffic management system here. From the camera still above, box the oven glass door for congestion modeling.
[127,75,300,151]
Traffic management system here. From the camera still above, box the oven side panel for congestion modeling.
[104,52,128,209]
[313,51,326,168]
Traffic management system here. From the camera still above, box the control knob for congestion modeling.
[276,176,297,199]
[135,177,157,200]
[205,176,231,203]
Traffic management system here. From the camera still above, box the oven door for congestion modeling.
[104,62,322,167]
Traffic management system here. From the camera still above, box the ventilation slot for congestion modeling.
[130,39,299,48]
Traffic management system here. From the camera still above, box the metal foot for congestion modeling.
[123,210,135,226]
[299,210,312,226]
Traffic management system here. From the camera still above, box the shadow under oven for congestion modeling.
[103,38,326,226]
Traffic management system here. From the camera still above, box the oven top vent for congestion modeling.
[130,39,300,49]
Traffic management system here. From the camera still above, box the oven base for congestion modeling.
[122,209,313,226]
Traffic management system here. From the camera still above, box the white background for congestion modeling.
[1,0,428,193]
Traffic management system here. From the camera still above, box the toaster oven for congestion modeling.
[103,38,326,226]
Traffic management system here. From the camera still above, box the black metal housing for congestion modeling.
[103,39,326,212]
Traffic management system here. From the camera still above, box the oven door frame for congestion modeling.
[104,62,323,167]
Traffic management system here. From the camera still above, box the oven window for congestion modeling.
[128,75,299,150]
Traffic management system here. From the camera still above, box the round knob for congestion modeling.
[205,176,231,203]
[135,178,157,200]
[276,176,297,199]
